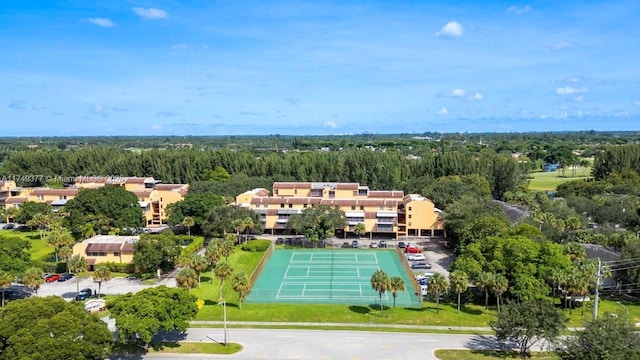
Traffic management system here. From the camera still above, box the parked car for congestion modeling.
[379,240,387,248]
[57,273,74,282]
[341,242,350,248]
[418,277,429,286]
[405,246,421,253]
[370,241,378,248]
[75,288,93,301]
[351,240,359,248]
[407,253,426,261]
[44,274,60,282]
[411,262,432,269]
[397,241,406,248]
[2,223,15,229]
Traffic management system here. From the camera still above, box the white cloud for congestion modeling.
[435,21,463,38]
[633,100,640,106]
[469,92,484,101]
[87,18,115,27]
[573,96,584,102]
[151,124,163,131]
[32,104,46,110]
[556,86,588,95]
[451,88,466,97]
[133,7,169,20]
[437,107,449,115]
[547,41,573,51]
[507,5,531,15]
[323,120,337,129]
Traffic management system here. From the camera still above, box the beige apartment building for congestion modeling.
[71,235,138,270]
[236,182,444,238]
[1,177,188,226]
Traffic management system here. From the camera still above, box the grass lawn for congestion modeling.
[435,350,559,360]
[528,168,591,191]
[0,229,54,262]
[112,341,242,355]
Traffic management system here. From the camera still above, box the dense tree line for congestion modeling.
[0,146,524,199]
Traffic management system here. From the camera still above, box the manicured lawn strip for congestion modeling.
[112,342,242,355]
[189,323,493,335]
[435,350,559,360]
[528,169,591,191]
[0,229,54,262]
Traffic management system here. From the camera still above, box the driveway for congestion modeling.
[37,275,176,300]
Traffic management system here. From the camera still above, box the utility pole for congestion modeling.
[223,301,228,346]
[592,259,602,321]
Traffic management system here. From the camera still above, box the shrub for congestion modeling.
[180,236,204,257]
[97,262,135,273]
[241,239,271,252]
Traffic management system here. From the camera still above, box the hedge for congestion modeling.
[180,236,204,257]
[241,239,271,252]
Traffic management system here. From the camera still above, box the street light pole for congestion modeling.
[223,301,228,346]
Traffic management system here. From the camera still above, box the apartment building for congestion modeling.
[236,182,444,238]
[2,177,188,226]
[71,235,138,270]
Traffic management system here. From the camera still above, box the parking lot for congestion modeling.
[36,275,176,300]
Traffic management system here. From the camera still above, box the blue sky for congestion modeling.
[1,1,639,136]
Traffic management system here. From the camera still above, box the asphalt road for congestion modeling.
[109,328,519,360]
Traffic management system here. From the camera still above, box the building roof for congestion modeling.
[74,176,109,184]
[368,190,404,198]
[5,197,27,205]
[82,235,139,253]
[30,188,79,197]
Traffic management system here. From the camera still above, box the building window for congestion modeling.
[275,189,279,195]
[303,204,307,208]
[379,206,384,210]
[353,191,357,196]
[37,195,44,200]
[113,252,120,257]
[360,206,364,210]
[351,206,355,210]
[408,214,412,219]
[280,204,285,208]
[408,207,412,211]
[288,204,293,208]
[294,189,297,194]
[408,222,412,226]
[388,206,392,211]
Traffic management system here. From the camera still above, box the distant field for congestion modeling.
[528,167,591,191]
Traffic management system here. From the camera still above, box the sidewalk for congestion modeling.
[190,320,492,331]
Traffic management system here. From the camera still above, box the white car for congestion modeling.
[370,241,378,248]
[408,253,426,261]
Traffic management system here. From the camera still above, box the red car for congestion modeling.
[45,274,60,282]
[405,246,421,253]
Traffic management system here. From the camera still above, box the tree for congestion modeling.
[167,192,225,234]
[219,236,236,261]
[0,296,113,359]
[214,261,233,302]
[0,272,13,307]
[133,232,182,277]
[353,223,366,238]
[179,253,208,287]
[80,222,96,239]
[0,235,31,276]
[205,241,222,284]
[58,245,72,262]
[203,205,263,238]
[108,286,197,347]
[492,274,509,312]
[93,264,112,298]
[547,268,565,306]
[181,216,195,239]
[389,276,405,310]
[176,268,198,290]
[449,270,469,314]
[231,272,251,309]
[427,272,448,314]
[26,212,51,239]
[491,300,566,359]
[22,267,44,295]
[564,242,586,261]
[47,228,75,263]
[556,313,640,360]
[64,186,144,238]
[67,254,87,295]
[370,270,390,316]
[475,272,495,309]
[14,201,51,226]
[288,205,346,247]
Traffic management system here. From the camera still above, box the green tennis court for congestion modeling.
[247,249,420,306]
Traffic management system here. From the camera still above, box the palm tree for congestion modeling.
[565,242,586,261]
[67,254,88,295]
[449,270,469,314]
[547,268,565,306]
[389,276,405,310]
[205,241,221,284]
[240,217,254,243]
[181,216,195,239]
[214,262,233,302]
[219,236,236,261]
[58,245,73,262]
[81,222,96,239]
[27,212,50,239]
[0,272,14,307]
[179,253,208,287]
[22,267,44,295]
[93,264,112,298]
[47,229,75,263]
[354,223,366,238]
[4,207,17,224]
[370,270,391,316]
[232,272,251,309]
[565,216,581,231]
[177,268,198,290]
[428,272,448,314]
[475,272,495,309]
[492,274,509,312]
